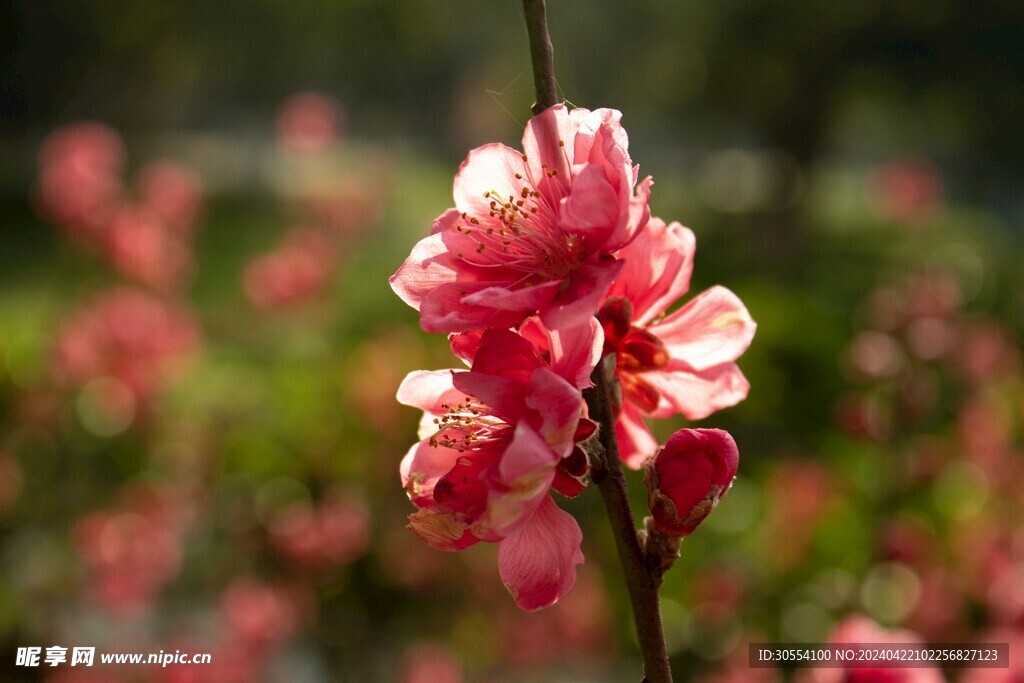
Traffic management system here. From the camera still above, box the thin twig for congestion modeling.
[519,4,673,679]
[522,0,559,114]
[584,357,674,683]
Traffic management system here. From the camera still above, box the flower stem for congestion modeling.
[584,357,674,683]
[522,0,559,114]
[518,5,672,678]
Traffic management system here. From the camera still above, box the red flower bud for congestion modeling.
[644,428,738,537]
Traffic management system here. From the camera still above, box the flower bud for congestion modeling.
[643,428,738,537]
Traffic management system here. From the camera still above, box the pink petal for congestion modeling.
[452,143,528,222]
[448,329,483,366]
[407,508,480,552]
[497,496,584,611]
[524,367,583,456]
[461,279,561,312]
[486,423,559,538]
[548,317,604,389]
[540,258,624,331]
[560,164,619,237]
[651,286,756,370]
[497,423,559,488]
[400,440,463,507]
[615,402,659,469]
[644,361,751,421]
[396,370,461,414]
[608,217,696,325]
[420,281,529,333]
[452,371,525,421]
[522,104,578,196]
[469,328,544,380]
[389,231,459,311]
[606,174,652,251]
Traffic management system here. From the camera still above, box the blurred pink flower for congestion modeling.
[36,122,124,245]
[276,92,343,154]
[600,217,756,467]
[399,642,463,683]
[303,176,382,236]
[243,228,334,308]
[800,615,944,683]
[105,205,193,292]
[645,428,738,537]
[134,161,204,235]
[497,567,614,668]
[269,492,370,569]
[951,320,1020,384]
[53,288,201,402]
[220,578,303,649]
[960,628,1024,683]
[391,103,652,333]
[869,157,944,224]
[73,487,187,614]
[398,325,599,610]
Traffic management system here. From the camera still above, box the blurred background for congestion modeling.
[1,1,1023,681]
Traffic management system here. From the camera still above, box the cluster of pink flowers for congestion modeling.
[268,489,371,569]
[72,485,190,614]
[53,288,201,407]
[37,123,203,293]
[242,92,385,309]
[391,104,755,610]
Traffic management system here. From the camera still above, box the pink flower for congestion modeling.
[269,492,371,568]
[276,92,343,154]
[36,123,125,245]
[73,486,187,614]
[242,228,334,308]
[53,288,201,401]
[220,579,302,649]
[134,162,204,235]
[600,217,756,467]
[644,428,738,537]
[399,642,463,683]
[397,325,600,610]
[799,615,944,683]
[391,104,652,333]
[105,205,193,292]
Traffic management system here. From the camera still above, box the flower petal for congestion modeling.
[525,367,583,456]
[644,361,751,421]
[615,402,659,469]
[540,258,624,331]
[651,286,756,370]
[548,317,604,390]
[522,104,578,195]
[485,423,558,538]
[396,370,461,414]
[560,163,619,237]
[452,371,525,421]
[608,217,696,325]
[461,279,562,312]
[452,143,528,222]
[400,439,463,507]
[497,495,584,611]
[389,230,459,311]
[420,281,529,333]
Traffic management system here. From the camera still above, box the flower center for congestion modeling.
[428,397,510,453]
[599,298,671,414]
[455,148,584,279]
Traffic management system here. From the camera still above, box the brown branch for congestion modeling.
[522,0,559,114]
[520,6,672,679]
[584,356,674,683]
